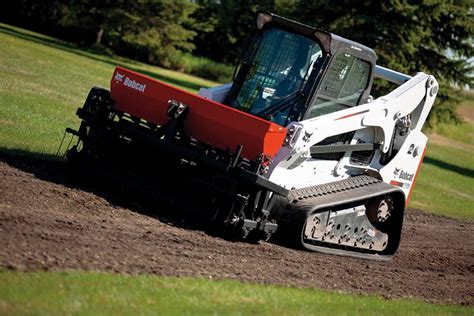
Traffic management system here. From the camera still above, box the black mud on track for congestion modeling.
[0,155,472,306]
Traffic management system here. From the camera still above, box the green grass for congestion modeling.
[459,89,474,106]
[411,90,474,220]
[0,22,473,221]
[0,23,218,156]
[0,270,471,315]
[178,53,234,82]
[425,90,474,145]
[410,142,474,219]
[409,87,474,219]
[428,122,473,145]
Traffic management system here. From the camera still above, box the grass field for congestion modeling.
[0,23,473,314]
[0,23,218,156]
[410,142,474,219]
[427,90,474,145]
[0,270,471,315]
[410,91,474,219]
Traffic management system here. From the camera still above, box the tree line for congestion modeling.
[1,0,472,123]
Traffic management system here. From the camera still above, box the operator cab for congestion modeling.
[224,11,376,127]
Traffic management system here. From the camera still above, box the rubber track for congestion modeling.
[287,175,381,204]
[273,175,404,260]
[275,175,394,220]
[286,175,400,216]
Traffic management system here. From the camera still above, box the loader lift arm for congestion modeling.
[267,72,438,259]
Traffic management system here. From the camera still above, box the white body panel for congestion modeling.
[267,73,438,201]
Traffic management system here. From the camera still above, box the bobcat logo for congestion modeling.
[303,131,313,142]
[393,167,401,176]
[114,72,125,83]
[393,167,414,181]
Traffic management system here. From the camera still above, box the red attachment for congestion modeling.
[110,66,286,161]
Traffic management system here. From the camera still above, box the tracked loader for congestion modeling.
[64,11,438,260]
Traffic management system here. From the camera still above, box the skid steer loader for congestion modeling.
[64,11,438,260]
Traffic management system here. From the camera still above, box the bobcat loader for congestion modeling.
[64,11,438,260]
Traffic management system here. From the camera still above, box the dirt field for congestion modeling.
[0,156,472,306]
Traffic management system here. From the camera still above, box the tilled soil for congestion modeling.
[0,157,472,305]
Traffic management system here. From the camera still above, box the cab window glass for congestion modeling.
[231,28,322,124]
[308,53,370,118]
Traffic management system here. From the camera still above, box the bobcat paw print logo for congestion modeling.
[393,167,400,176]
[114,72,125,83]
[302,131,313,143]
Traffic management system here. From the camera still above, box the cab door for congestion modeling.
[303,48,375,161]
[305,48,373,119]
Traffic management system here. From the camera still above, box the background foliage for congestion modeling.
[1,0,472,123]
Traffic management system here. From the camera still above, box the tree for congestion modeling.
[56,0,198,66]
[57,0,127,46]
[1,0,63,36]
[117,0,198,66]
[191,0,275,64]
